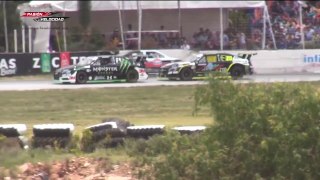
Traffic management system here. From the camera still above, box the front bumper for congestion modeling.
[53,72,77,83]
[158,68,180,78]
[138,72,148,80]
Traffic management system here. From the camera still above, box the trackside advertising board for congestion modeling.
[0,51,115,77]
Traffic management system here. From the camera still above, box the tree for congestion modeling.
[77,1,91,50]
[0,1,30,52]
[78,1,91,32]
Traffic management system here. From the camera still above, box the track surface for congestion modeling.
[0,74,319,91]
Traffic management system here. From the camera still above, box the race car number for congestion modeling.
[105,76,116,80]
[220,55,233,61]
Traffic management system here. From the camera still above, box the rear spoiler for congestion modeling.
[237,53,257,61]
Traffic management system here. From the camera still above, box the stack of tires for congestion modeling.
[127,125,165,139]
[0,124,28,149]
[86,118,131,148]
[32,124,74,148]
[172,126,207,135]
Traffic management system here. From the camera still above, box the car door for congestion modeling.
[103,57,119,80]
[202,54,219,72]
[91,58,104,79]
[195,55,208,73]
[217,53,234,72]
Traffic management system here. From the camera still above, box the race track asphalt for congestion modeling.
[0,74,319,91]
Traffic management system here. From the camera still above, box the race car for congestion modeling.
[53,55,148,84]
[123,50,181,69]
[159,52,256,80]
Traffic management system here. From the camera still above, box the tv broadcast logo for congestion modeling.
[21,12,69,22]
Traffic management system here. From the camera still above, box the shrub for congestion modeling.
[128,74,320,179]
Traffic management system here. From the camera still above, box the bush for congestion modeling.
[128,74,320,179]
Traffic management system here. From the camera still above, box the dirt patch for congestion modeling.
[1,157,137,180]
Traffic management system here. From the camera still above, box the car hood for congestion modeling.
[55,64,87,73]
[161,61,195,68]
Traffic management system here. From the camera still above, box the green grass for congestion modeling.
[0,85,212,135]
[0,85,211,169]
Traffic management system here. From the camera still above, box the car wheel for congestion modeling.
[76,71,88,84]
[126,69,139,83]
[179,68,193,81]
[230,65,244,79]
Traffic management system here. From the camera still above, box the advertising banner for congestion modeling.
[41,53,51,73]
[0,51,116,77]
[60,52,70,68]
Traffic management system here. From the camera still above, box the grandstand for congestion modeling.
[11,0,320,53]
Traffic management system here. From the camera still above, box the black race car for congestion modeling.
[159,53,256,80]
[53,55,148,84]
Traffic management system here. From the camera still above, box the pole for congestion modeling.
[28,26,32,53]
[22,25,25,53]
[3,1,9,52]
[63,3,67,51]
[299,4,305,49]
[137,1,142,50]
[178,0,182,37]
[56,29,61,52]
[262,6,266,49]
[265,5,277,49]
[220,8,223,50]
[118,1,125,50]
[14,29,17,53]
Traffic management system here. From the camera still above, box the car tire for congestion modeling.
[76,71,88,84]
[179,68,193,81]
[230,65,244,79]
[126,69,139,83]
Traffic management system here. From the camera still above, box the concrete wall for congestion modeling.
[120,49,320,74]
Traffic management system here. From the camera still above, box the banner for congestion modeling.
[0,51,115,76]
[41,53,51,73]
[60,52,70,68]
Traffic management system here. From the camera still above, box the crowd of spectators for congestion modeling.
[265,0,320,49]
[106,0,320,50]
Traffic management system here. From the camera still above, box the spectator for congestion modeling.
[110,28,121,47]
[158,25,168,48]
[180,38,190,50]
[238,32,247,49]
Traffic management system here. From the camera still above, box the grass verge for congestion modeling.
[0,85,211,168]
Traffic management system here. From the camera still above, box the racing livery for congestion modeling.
[53,55,148,84]
[159,53,256,80]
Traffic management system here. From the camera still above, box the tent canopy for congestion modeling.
[21,1,266,11]
[17,1,273,52]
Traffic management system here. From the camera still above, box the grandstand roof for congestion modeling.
[18,1,267,12]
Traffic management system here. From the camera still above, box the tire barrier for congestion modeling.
[1,122,208,150]
[0,124,28,149]
[32,124,74,148]
[127,125,165,139]
[172,126,207,135]
[85,121,128,148]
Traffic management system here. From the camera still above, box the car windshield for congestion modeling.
[187,54,203,62]
[76,57,97,66]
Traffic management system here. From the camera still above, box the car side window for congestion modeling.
[93,59,101,66]
[145,52,152,58]
[155,52,164,58]
[207,55,217,63]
